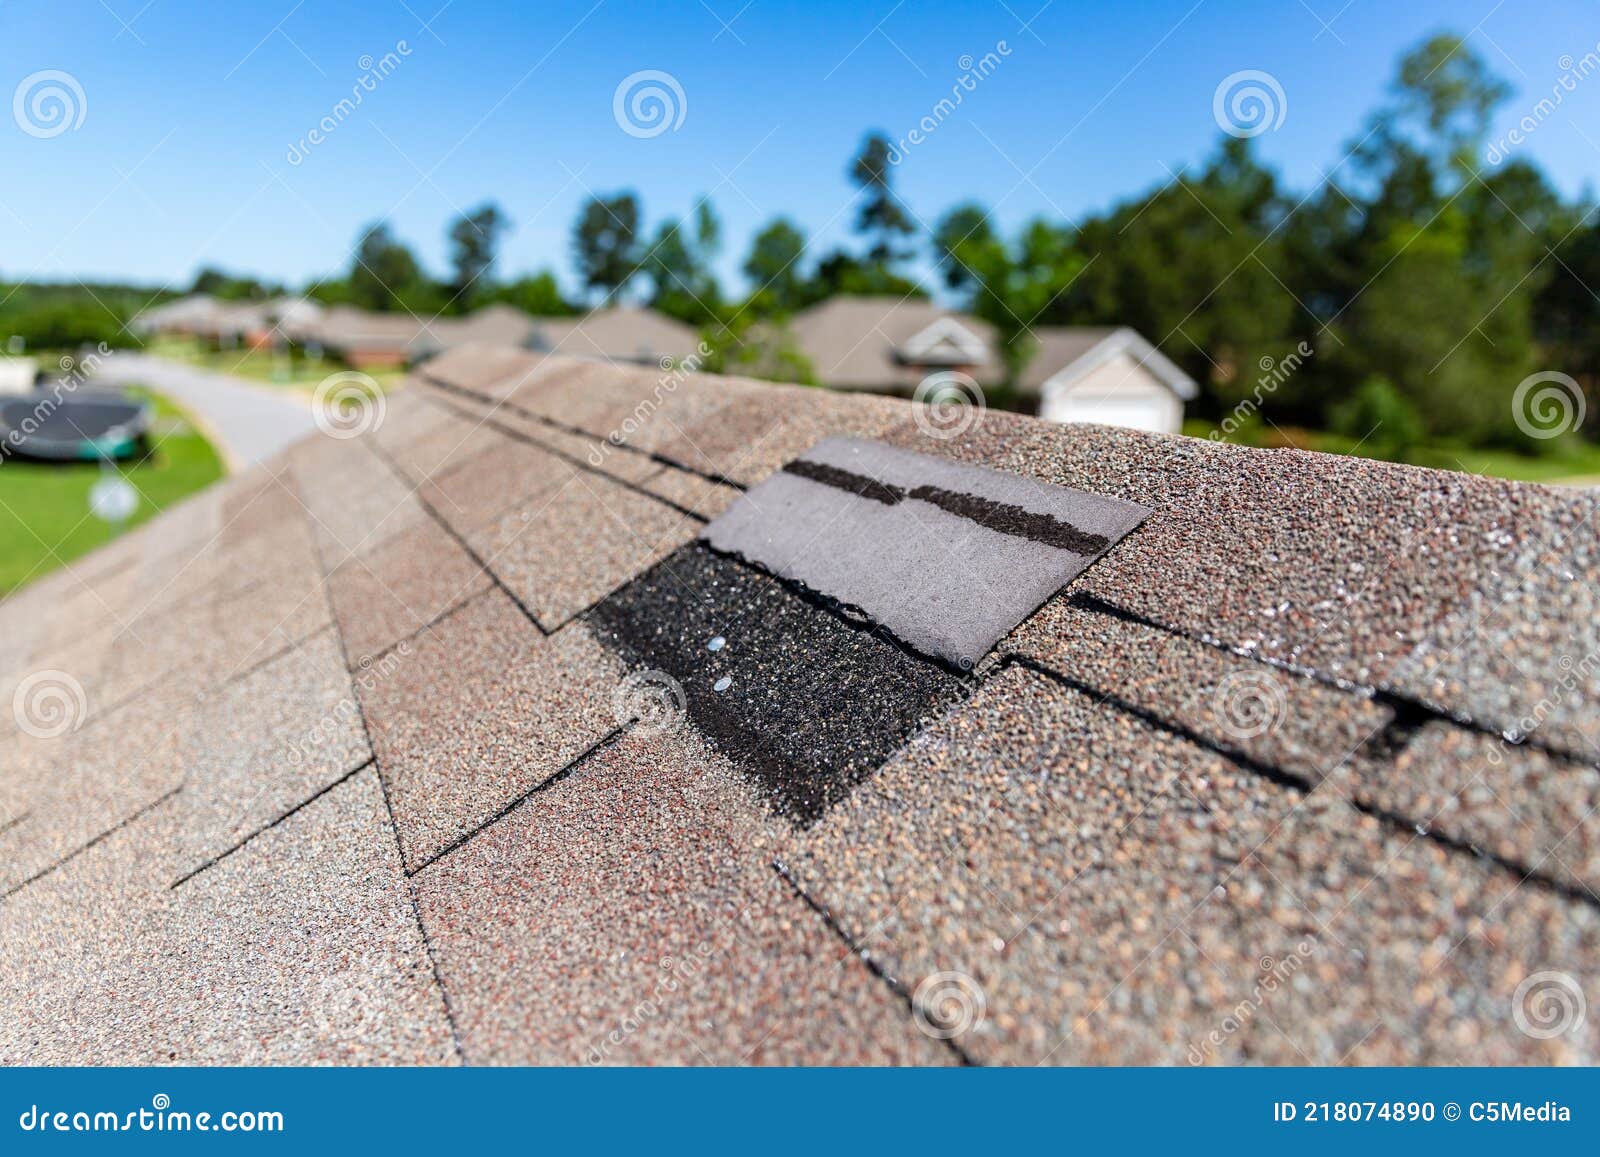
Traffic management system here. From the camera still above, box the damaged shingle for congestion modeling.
[588,543,967,825]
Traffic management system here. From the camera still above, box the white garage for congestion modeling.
[1026,327,1196,435]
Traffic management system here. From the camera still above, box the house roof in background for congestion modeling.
[2,344,1597,1065]
[310,305,436,353]
[408,304,540,359]
[790,296,1005,389]
[525,305,701,364]
[129,294,220,333]
[1018,325,1200,398]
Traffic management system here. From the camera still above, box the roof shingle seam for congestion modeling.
[0,784,182,903]
[169,757,373,890]
[366,436,554,639]
[1001,653,1600,913]
[296,477,466,1063]
[404,723,631,879]
[346,583,501,673]
[418,372,751,493]
[1063,590,1600,771]
[417,386,726,525]
[770,857,976,1067]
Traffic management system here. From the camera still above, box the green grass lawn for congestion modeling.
[0,388,225,597]
[1182,419,1600,486]
[144,335,407,391]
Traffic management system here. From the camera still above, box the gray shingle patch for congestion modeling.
[701,436,1151,667]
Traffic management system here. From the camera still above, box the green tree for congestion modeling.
[572,192,641,304]
[931,207,1077,384]
[348,221,435,312]
[1054,137,1294,405]
[447,202,510,308]
[641,197,722,323]
[742,217,810,312]
[811,248,925,299]
[930,202,997,291]
[849,131,916,274]
[493,271,575,317]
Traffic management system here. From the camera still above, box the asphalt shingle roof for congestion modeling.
[2,344,1597,1065]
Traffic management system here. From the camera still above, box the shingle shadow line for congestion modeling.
[418,374,750,494]
[299,522,466,1062]
[222,620,337,688]
[0,785,183,902]
[352,584,501,670]
[367,436,554,637]
[769,857,976,1067]
[405,724,632,878]
[168,757,374,890]
[1062,590,1600,770]
[421,389,720,525]
[1001,654,1600,912]
[696,539,978,681]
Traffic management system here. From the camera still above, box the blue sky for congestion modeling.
[4,0,1599,298]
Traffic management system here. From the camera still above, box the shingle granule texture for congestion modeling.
[882,414,1600,758]
[0,771,456,1064]
[461,467,701,629]
[163,629,372,879]
[4,347,1598,1066]
[1003,598,1393,785]
[325,516,492,664]
[782,666,1600,1065]
[588,543,968,824]
[1357,722,1600,896]
[411,723,950,1065]
[358,587,628,871]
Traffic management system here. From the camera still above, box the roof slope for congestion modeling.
[2,345,1598,1065]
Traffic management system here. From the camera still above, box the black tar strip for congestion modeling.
[782,459,1112,556]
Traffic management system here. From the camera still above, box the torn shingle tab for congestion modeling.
[701,436,1151,667]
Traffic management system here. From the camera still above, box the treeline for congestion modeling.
[4,34,1596,455]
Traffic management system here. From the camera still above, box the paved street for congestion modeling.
[92,353,318,470]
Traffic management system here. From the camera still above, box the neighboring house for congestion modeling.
[129,294,221,337]
[406,304,699,367]
[524,306,701,366]
[407,304,539,361]
[308,306,436,368]
[194,301,270,349]
[790,295,1195,434]
[1018,326,1197,435]
[789,297,1005,392]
